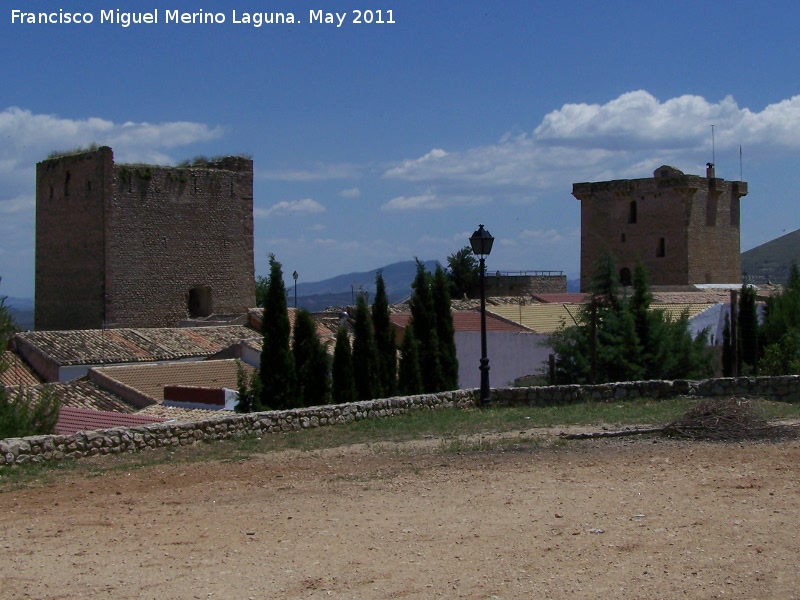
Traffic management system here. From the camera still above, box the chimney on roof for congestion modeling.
[706,162,715,179]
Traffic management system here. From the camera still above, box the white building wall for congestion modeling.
[456,331,551,389]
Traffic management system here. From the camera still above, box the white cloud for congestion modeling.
[0,107,225,296]
[0,106,223,196]
[256,198,326,218]
[382,91,800,210]
[382,193,440,210]
[339,187,361,199]
[533,91,800,151]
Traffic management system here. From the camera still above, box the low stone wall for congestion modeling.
[1,390,475,467]
[490,375,800,406]
[3,375,800,468]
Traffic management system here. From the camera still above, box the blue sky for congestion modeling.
[2,1,800,298]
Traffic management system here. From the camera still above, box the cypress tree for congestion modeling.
[259,254,297,409]
[409,259,442,392]
[293,309,330,407]
[352,295,379,400]
[738,284,759,374]
[372,271,397,398]
[398,325,424,396]
[332,327,356,404]
[721,313,733,377]
[432,265,458,389]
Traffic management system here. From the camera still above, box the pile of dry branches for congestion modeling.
[561,398,800,442]
[663,398,797,441]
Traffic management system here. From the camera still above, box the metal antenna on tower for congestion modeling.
[739,145,743,182]
[711,124,715,165]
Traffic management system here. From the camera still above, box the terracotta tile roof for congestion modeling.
[248,308,339,341]
[15,325,259,366]
[91,359,252,402]
[0,351,41,386]
[136,404,227,422]
[652,290,737,304]
[487,304,582,334]
[21,380,139,413]
[651,303,714,321]
[389,311,531,333]
[488,302,714,334]
[531,293,587,304]
[55,406,168,435]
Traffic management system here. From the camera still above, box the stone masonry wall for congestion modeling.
[35,147,113,330]
[484,274,566,297]
[106,158,255,328]
[35,148,255,330]
[3,376,800,467]
[573,166,747,290]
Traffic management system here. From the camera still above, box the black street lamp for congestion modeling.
[292,270,298,309]
[470,223,494,407]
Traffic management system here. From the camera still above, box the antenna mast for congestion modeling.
[711,124,715,165]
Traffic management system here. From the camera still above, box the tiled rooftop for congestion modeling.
[389,311,531,333]
[487,302,715,334]
[0,351,41,386]
[136,404,228,422]
[532,293,587,304]
[56,406,168,436]
[25,380,138,413]
[15,325,260,366]
[487,304,582,334]
[91,359,253,402]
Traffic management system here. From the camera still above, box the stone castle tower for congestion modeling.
[572,165,748,291]
[35,146,255,330]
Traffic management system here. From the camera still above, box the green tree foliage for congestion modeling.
[737,283,759,374]
[372,271,396,398]
[761,330,800,376]
[352,296,379,401]
[433,265,459,390]
[259,254,297,409]
[331,327,356,404]
[446,246,480,298]
[549,254,711,384]
[0,386,60,439]
[721,314,733,377]
[409,259,442,393]
[760,262,800,375]
[254,275,268,308]
[398,325,424,396]
[235,361,261,413]
[293,309,330,407]
[0,290,60,438]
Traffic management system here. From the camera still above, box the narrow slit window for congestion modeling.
[657,237,666,257]
[628,200,637,224]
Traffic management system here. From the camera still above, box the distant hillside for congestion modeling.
[742,229,800,285]
[295,260,440,312]
[3,297,34,331]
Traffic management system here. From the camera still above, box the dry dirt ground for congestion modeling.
[2,433,800,599]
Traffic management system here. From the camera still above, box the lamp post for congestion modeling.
[292,270,298,309]
[470,223,494,407]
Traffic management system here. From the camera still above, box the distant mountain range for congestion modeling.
[3,297,34,331]
[293,260,440,312]
[742,229,800,285]
[7,231,795,330]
